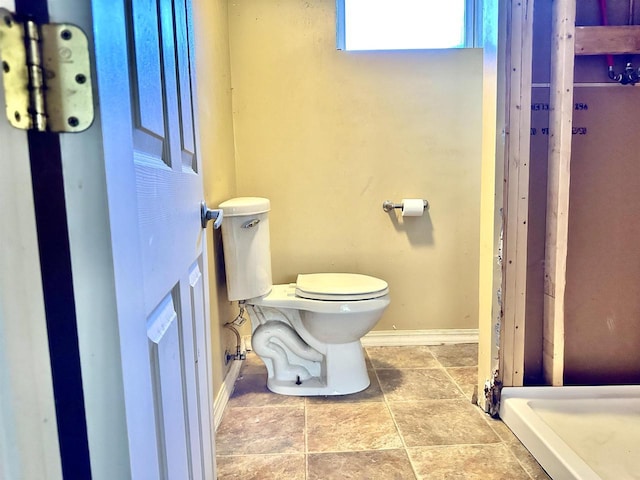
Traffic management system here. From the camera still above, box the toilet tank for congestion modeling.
[218,197,273,301]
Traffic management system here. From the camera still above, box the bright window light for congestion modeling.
[337,0,473,51]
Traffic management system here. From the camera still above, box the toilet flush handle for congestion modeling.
[242,219,260,229]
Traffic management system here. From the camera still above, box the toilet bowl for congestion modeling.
[219,197,390,396]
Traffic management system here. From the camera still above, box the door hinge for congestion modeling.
[0,8,93,132]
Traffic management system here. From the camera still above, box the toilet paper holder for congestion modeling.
[382,199,429,212]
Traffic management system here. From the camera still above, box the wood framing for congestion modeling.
[575,25,640,56]
[499,0,535,388]
[477,0,503,409]
[543,0,576,386]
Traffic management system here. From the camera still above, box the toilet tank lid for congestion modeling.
[296,273,388,300]
[219,197,270,216]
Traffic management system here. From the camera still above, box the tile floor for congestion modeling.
[215,344,551,480]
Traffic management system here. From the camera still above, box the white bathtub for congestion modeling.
[500,385,640,480]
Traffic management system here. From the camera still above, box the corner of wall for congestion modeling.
[192,0,240,403]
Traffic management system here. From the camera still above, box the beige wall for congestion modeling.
[228,0,483,331]
[193,0,238,394]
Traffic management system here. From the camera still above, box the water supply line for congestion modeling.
[598,0,616,78]
[224,301,247,363]
[600,0,639,84]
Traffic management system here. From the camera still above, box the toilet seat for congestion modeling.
[295,273,389,301]
[250,282,389,314]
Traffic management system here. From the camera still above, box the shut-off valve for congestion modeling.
[608,62,640,85]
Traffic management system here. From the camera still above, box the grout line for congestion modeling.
[406,442,505,449]
[501,440,540,480]
[372,365,420,480]
[225,403,305,410]
[216,452,306,458]
[441,364,477,401]
[374,366,445,370]
[481,415,545,480]
[305,446,409,455]
[304,397,309,480]
[369,347,483,479]
[219,344,534,478]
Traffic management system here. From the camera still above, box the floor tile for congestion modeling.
[483,414,520,443]
[408,444,531,479]
[377,368,463,402]
[446,366,478,386]
[216,454,305,480]
[308,449,417,479]
[306,402,403,452]
[429,343,478,367]
[216,406,305,455]
[306,370,384,404]
[228,373,305,408]
[363,349,374,370]
[446,366,478,400]
[215,344,547,479]
[366,346,439,369]
[240,352,267,375]
[390,400,500,447]
[505,440,552,479]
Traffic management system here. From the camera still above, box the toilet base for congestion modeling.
[263,341,370,396]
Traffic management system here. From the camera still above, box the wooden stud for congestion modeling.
[499,0,535,388]
[575,25,640,56]
[543,0,575,386]
[477,0,506,409]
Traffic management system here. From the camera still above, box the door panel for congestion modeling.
[134,160,202,312]
[157,0,181,168]
[120,0,214,476]
[131,0,166,158]
[189,262,214,479]
[173,0,197,172]
[147,294,190,479]
[180,263,204,480]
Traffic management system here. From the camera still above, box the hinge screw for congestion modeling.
[2,61,9,73]
[75,74,86,84]
[3,15,11,27]
[14,111,20,122]
[67,116,79,127]
[60,29,72,40]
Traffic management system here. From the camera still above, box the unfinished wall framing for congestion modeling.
[500,0,640,388]
[541,0,576,386]
[499,0,535,388]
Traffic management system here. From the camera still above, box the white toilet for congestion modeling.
[218,197,390,396]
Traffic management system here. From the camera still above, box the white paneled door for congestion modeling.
[0,0,215,478]
[93,0,215,477]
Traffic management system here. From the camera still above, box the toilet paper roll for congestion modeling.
[401,199,425,217]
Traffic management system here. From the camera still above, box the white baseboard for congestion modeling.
[213,358,243,431]
[361,329,479,347]
[240,329,478,350]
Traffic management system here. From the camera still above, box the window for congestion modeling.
[336,0,479,51]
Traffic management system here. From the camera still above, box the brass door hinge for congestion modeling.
[0,8,93,132]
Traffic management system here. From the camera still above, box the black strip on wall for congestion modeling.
[27,131,93,480]
[15,1,93,478]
